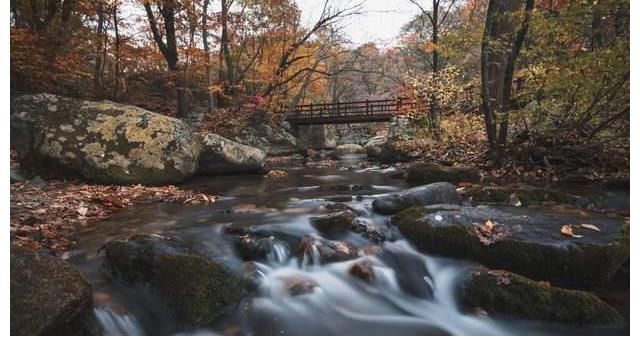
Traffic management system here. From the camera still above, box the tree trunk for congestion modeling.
[202,0,216,113]
[480,0,534,161]
[113,5,121,99]
[93,2,105,98]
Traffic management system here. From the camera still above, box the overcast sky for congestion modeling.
[296,0,419,47]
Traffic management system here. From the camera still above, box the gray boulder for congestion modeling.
[11,94,200,185]
[334,144,365,158]
[372,182,460,214]
[11,249,96,335]
[364,136,387,159]
[198,133,266,174]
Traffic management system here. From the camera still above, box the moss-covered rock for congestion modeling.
[310,210,358,235]
[391,206,629,287]
[198,133,266,174]
[103,234,245,328]
[406,163,480,185]
[461,184,572,206]
[11,93,200,185]
[459,268,624,325]
[11,249,96,335]
[372,182,461,215]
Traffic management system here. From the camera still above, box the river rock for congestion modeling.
[234,235,288,262]
[406,163,480,185]
[103,234,245,328]
[348,261,375,284]
[461,184,572,206]
[11,94,200,185]
[11,249,96,335]
[378,141,412,163]
[233,122,298,155]
[198,133,266,174]
[350,218,386,244]
[459,268,623,325]
[334,144,365,158]
[310,210,358,235]
[364,136,387,159]
[391,206,630,286]
[295,237,359,264]
[372,182,461,215]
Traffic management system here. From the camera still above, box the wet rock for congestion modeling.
[283,275,319,296]
[391,206,630,287]
[378,245,433,298]
[334,144,365,158]
[378,142,411,163]
[310,210,358,235]
[372,182,461,215]
[460,268,624,325]
[406,163,480,185]
[350,218,386,244]
[295,237,359,264]
[348,261,375,284]
[197,133,266,174]
[321,202,356,213]
[11,248,96,335]
[461,185,572,206]
[12,94,200,185]
[103,234,245,328]
[234,235,288,261]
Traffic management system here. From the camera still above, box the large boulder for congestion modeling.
[391,206,630,287]
[11,249,96,335]
[460,268,623,325]
[198,133,266,174]
[11,94,200,185]
[233,122,299,155]
[103,234,246,328]
[406,163,480,185]
[334,143,365,158]
[372,182,461,215]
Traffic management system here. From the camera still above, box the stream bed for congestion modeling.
[65,160,629,336]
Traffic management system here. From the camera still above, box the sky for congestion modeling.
[295,0,419,47]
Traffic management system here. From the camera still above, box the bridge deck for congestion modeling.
[283,98,417,126]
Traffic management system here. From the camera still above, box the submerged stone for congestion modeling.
[103,234,245,328]
[459,268,624,325]
[11,249,96,335]
[391,206,630,287]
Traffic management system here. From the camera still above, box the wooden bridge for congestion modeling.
[283,98,418,126]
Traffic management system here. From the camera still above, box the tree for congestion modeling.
[408,0,459,139]
[480,0,534,161]
[143,0,188,118]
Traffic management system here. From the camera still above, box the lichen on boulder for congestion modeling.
[459,268,624,325]
[103,234,246,328]
[391,206,629,287]
[11,248,96,335]
[11,93,200,185]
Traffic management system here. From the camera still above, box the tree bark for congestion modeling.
[93,2,105,98]
[202,0,216,112]
[480,0,534,161]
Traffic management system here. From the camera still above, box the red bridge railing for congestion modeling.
[283,98,418,125]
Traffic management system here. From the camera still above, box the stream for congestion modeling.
[65,158,629,336]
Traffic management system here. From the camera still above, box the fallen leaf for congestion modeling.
[561,224,583,238]
[580,223,600,232]
[77,206,88,216]
[509,193,522,207]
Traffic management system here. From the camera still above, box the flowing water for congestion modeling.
[65,160,629,336]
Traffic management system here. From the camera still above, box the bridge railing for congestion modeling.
[285,98,417,123]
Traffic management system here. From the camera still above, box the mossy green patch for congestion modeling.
[460,269,623,325]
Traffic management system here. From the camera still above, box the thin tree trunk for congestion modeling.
[113,5,121,99]
[202,0,216,113]
[94,2,105,98]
